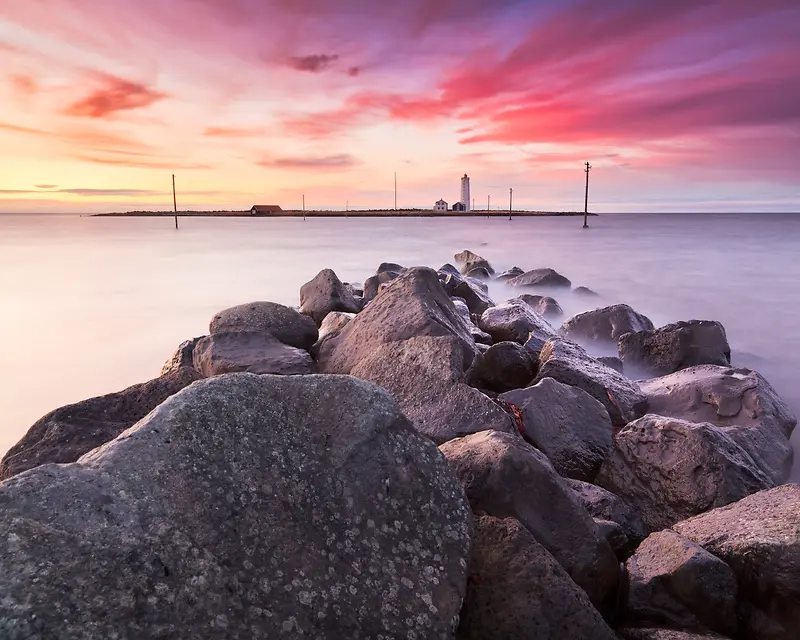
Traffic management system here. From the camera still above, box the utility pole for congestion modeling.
[302,194,306,221]
[584,162,591,229]
[487,194,490,218]
[472,197,475,212]
[172,174,178,229]
[508,188,513,221]
[394,172,397,210]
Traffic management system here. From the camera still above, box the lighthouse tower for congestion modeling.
[461,174,471,212]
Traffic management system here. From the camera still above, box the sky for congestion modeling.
[1,0,799,213]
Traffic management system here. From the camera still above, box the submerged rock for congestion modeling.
[622,530,738,637]
[458,515,617,640]
[618,320,731,377]
[505,268,572,289]
[494,266,525,282]
[566,479,650,547]
[318,268,513,443]
[441,430,620,607]
[471,342,536,393]
[640,365,796,484]
[0,374,473,639]
[672,484,800,640]
[160,336,204,375]
[536,338,648,427]
[209,300,319,350]
[465,266,492,280]
[0,368,201,481]
[596,415,774,531]
[193,331,316,377]
[501,378,613,482]
[574,286,600,297]
[478,300,556,345]
[561,304,654,345]
[299,268,361,325]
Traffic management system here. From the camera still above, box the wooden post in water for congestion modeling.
[172,174,178,229]
[508,188,513,221]
[583,162,591,229]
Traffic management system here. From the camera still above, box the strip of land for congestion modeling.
[94,209,596,218]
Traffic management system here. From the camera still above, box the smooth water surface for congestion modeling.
[1,213,798,480]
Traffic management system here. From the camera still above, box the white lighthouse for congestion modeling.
[460,174,471,212]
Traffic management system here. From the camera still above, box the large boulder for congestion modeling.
[318,268,514,443]
[317,311,356,342]
[0,374,473,639]
[511,294,564,319]
[454,249,486,266]
[536,338,649,427]
[596,415,774,531]
[299,268,361,325]
[376,261,405,274]
[567,480,650,547]
[640,365,796,484]
[618,321,731,377]
[672,485,800,640]
[0,368,201,481]
[209,300,318,350]
[440,430,620,607]
[506,268,572,289]
[471,342,536,393]
[478,300,556,345]
[160,336,204,375]
[494,266,525,282]
[623,530,737,636]
[561,304,654,345]
[193,331,316,377]
[443,272,495,315]
[363,270,401,304]
[501,378,613,482]
[458,515,617,640]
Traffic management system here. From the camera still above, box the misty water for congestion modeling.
[1,212,798,481]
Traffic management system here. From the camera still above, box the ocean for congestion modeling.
[1,212,798,481]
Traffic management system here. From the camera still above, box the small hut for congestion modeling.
[250,205,283,215]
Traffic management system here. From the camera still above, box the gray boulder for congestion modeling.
[0,368,201,481]
[317,311,356,342]
[596,415,774,531]
[511,294,564,319]
[575,286,600,297]
[318,268,514,443]
[440,430,620,606]
[567,480,650,547]
[443,272,495,315]
[623,530,737,636]
[673,484,800,640]
[618,321,731,377]
[209,300,319,350]
[454,249,486,266]
[363,270,401,304]
[299,268,361,325]
[640,365,796,484]
[505,268,572,289]
[478,300,556,345]
[598,356,624,374]
[193,331,316,377]
[438,263,461,277]
[376,261,405,274]
[160,336,204,375]
[452,298,493,345]
[561,304,654,345]
[0,374,473,639]
[494,266,525,282]
[465,266,492,280]
[471,342,536,393]
[595,519,629,558]
[536,338,649,427]
[458,515,617,640]
[501,378,613,482]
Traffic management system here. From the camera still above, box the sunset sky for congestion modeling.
[1,0,798,213]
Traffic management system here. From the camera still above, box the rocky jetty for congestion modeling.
[1,248,796,639]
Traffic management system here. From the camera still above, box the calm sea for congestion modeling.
[1,213,798,481]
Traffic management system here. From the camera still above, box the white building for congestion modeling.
[460,174,471,212]
[434,199,448,211]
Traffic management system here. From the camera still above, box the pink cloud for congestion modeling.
[64,74,166,118]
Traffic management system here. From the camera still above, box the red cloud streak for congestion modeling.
[64,75,166,118]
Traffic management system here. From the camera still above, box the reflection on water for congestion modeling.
[1,213,798,480]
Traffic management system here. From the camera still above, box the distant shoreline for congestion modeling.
[93,210,598,218]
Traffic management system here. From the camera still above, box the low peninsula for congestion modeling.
[93,209,597,218]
